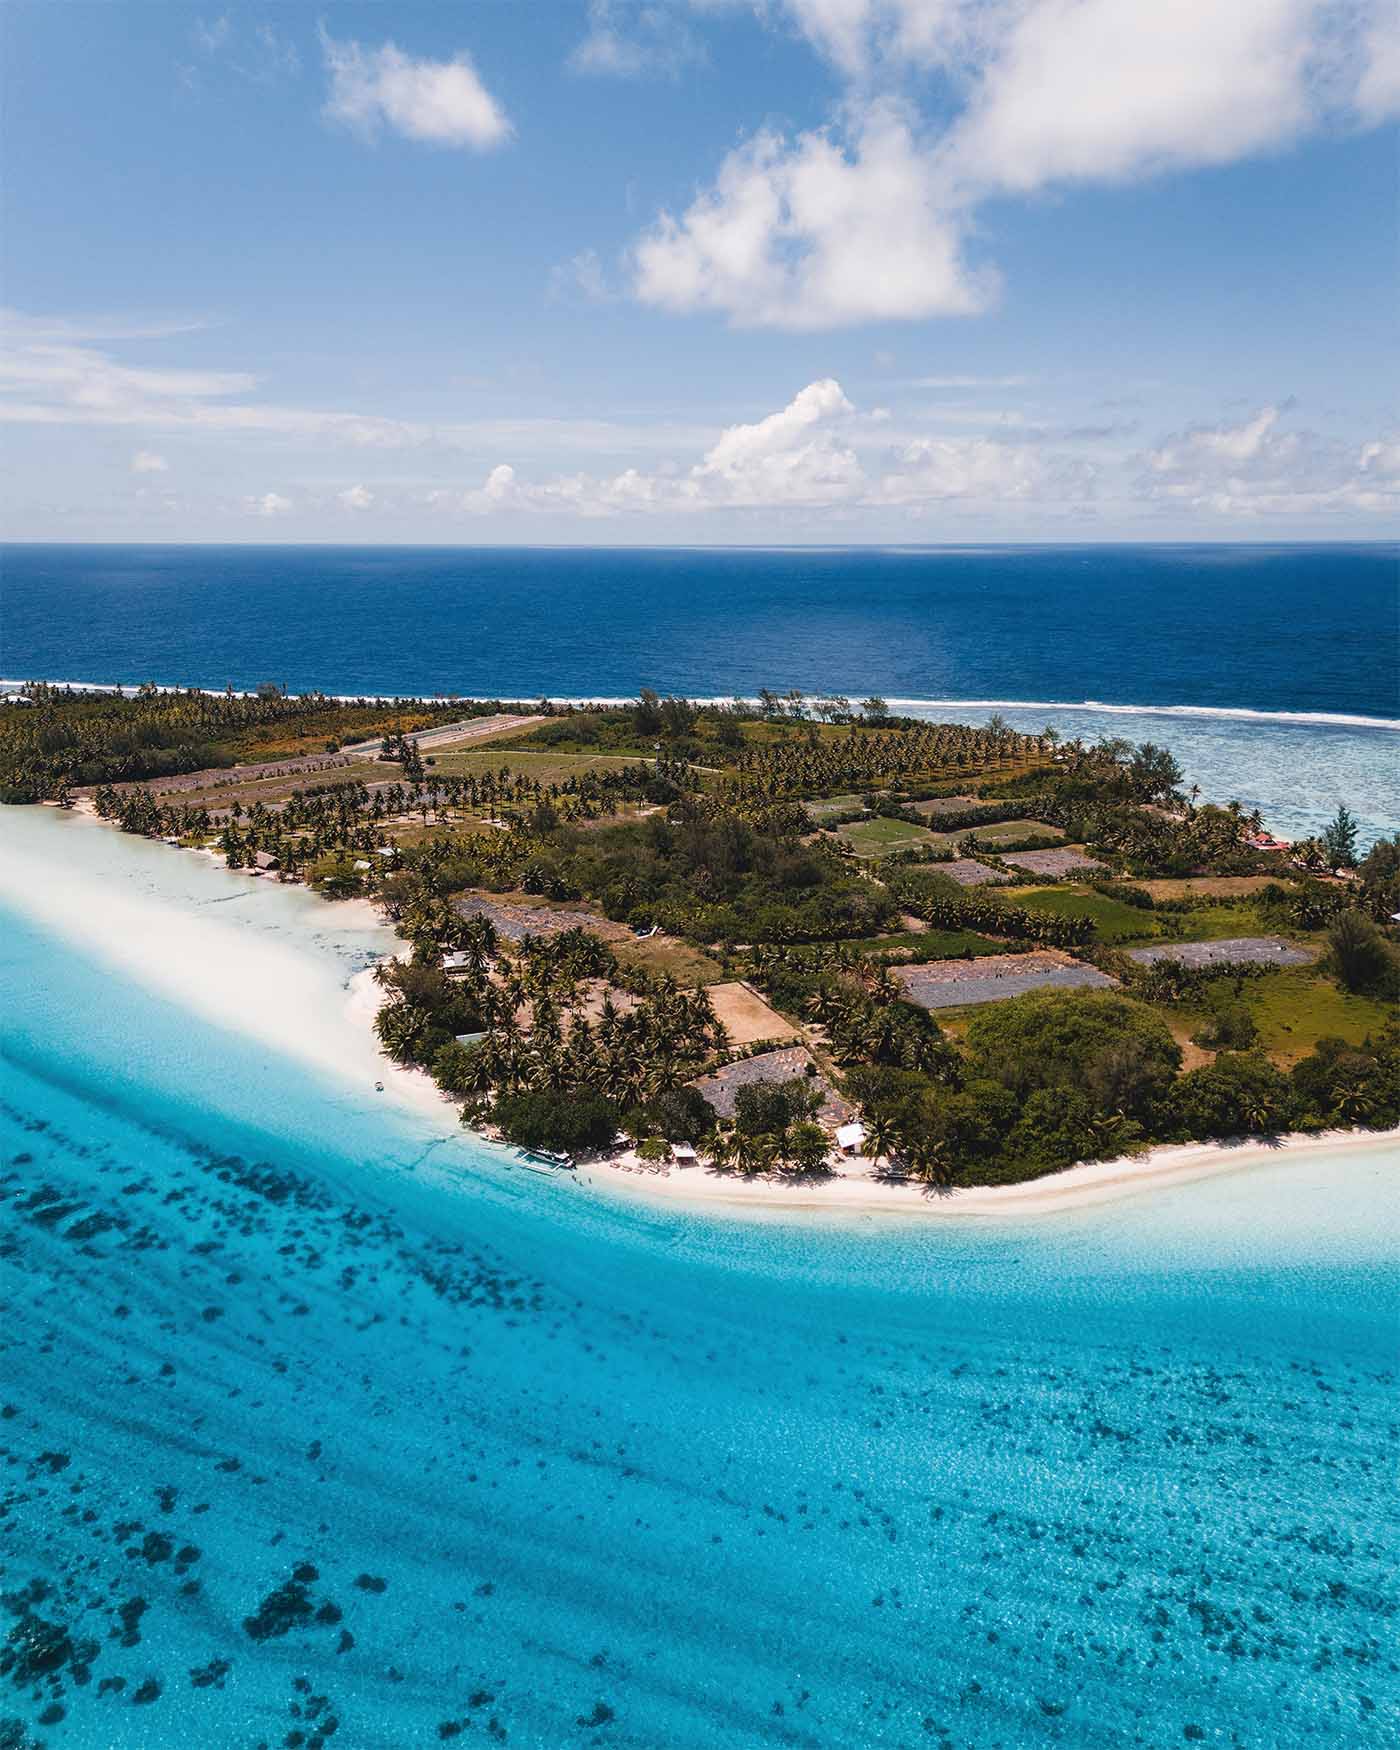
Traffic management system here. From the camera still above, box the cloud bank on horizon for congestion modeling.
[1,0,1396,541]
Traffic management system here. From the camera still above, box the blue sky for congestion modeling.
[2,0,1397,542]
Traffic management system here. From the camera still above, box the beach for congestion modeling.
[580,1126,1400,1219]
[8,803,1396,1225]
[4,797,1398,1746]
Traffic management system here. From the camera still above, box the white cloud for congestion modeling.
[1140,404,1400,516]
[457,377,1103,518]
[1355,5,1400,122]
[131,450,168,473]
[570,1,705,78]
[633,99,991,328]
[0,322,714,458]
[878,435,1094,505]
[691,377,861,501]
[249,491,292,516]
[627,0,1400,327]
[948,1,1321,194]
[321,30,511,149]
[337,483,374,510]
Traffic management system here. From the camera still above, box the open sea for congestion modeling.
[2,546,1398,1744]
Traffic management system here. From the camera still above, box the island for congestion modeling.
[4,680,1398,1190]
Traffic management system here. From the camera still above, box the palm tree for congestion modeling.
[862,1112,900,1174]
[907,1139,958,1192]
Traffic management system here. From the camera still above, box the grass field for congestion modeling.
[862,929,1014,960]
[1002,885,1167,943]
[1139,875,1297,901]
[150,759,394,811]
[426,748,656,786]
[960,818,1065,847]
[836,817,944,858]
[1159,900,1309,943]
[1177,967,1396,1064]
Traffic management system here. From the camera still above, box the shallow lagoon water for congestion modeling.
[1,810,1398,1746]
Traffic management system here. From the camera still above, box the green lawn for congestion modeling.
[1003,884,1167,943]
[858,928,1010,959]
[836,817,944,858]
[1211,968,1394,1063]
[1156,900,1312,943]
[961,818,1065,847]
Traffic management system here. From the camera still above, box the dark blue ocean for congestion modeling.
[2,542,1397,714]
[6,542,1397,846]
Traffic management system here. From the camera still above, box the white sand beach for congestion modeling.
[576,1126,1400,1219]
[7,804,1396,1222]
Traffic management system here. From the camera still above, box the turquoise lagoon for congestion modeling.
[1,808,1397,1747]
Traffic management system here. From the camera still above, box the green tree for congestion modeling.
[1322,804,1359,870]
[783,1120,832,1176]
[1328,910,1399,995]
[492,1090,620,1154]
[1175,1052,1296,1139]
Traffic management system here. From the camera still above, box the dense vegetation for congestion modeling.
[5,682,1397,1179]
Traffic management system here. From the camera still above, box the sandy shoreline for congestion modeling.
[571,1126,1400,1218]
[12,803,1397,1221]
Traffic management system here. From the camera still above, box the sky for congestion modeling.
[1,0,1397,544]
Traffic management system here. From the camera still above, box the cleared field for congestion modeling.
[909,795,981,818]
[914,819,1065,852]
[836,817,944,858]
[706,981,801,1045]
[1139,875,1297,901]
[340,713,546,755]
[1235,968,1396,1063]
[805,794,867,820]
[962,818,1065,846]
[611,934,723,986]
[1127,936,1314,969]
[1003,885,1166,943]
[893,951,1117,1010]
[145,759,393,811]
[942,857,1012,887]
[1001,846,1106,877]
[426,748,656,786]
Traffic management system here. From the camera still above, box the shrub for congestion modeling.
[965,989,1181,1121]
[1174,1052,1296,1139]
[1328,910,1400,996]
[734,1078,820,1137]
[492,1090,620,1154]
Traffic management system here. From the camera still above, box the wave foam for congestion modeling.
[5,679,1397,732]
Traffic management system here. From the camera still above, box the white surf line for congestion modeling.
[9,678,1398,733]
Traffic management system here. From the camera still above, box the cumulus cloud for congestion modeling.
[634,100,991,328]
[946,1,1320,193]
[321,30,511,149]
[249,491,292,516]
[878,436,1095,505]
[1140,404,1400,517]
[337,483,374,510]
[692,377,861,501]
[131,450,168,473]
[456,377,1107,518]
[628,0,1400,327]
